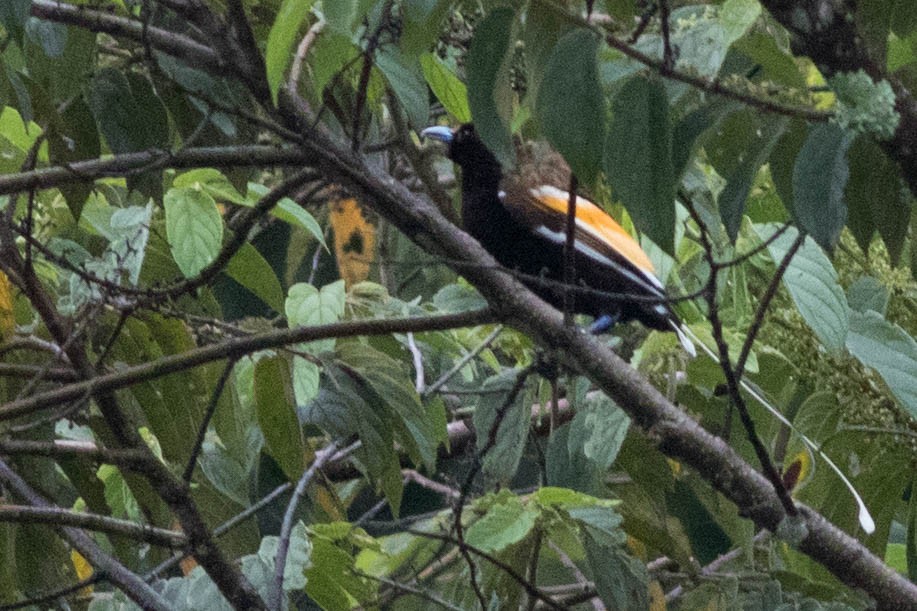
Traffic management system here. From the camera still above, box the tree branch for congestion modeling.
[0,458,172,610]
[0,310,496,421]
[0,145,310,196]
[0,505,186,548]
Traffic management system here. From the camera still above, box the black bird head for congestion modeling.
[421,124,500,176]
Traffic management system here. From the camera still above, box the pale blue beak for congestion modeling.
[420,126,454,143]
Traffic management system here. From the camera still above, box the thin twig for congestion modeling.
[422,325,503,398]
[183,357,238,482]
[269,440,346,610]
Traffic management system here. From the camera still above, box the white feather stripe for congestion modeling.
[533,226,666,300]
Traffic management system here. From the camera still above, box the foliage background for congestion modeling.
[0,0,916,608]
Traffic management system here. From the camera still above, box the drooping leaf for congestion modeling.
[846,309,917,418]
[792,123,851,251]
[768,119,808,216]
[255,356,305,481]
[465,496,538,553]
[164,187,223,278]
[537,28,605,185]
[568,393,629,470]
[375,46,429,129]
[336,342,444,470]
[605,76,676,254]
[87,69,169,198]
[524,1,575,102]
[466,7,516,165]
[266,0,315,103]
[845,136,910,263]
[401,0,452,55]
[717,115,787,241]
[671,99,739,181]
[473,369,531,483]
[0,0,30,46]
[47,98,100,219]
[759,224,848,353]
[585,532,649,610]
[247,183,327,249]
[225,242,285,313]
[420,53,470,123]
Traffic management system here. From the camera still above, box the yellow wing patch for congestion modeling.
[530,186,656,275]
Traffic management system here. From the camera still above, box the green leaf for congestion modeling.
[568,394,629,470]
[0,0,29,46]
[523,2,575,102]
[290,357,320,411]
[845,137,910,263]
[759,224,848,353]
[537,29,605,185]
[285,280,346,354]
[375,47,429,129]
[87,69,169,198]
[768,119,808,215]
[306,525,376,608]
[585,533,648,610]
[846,309,917,418]
[846,276,889,315]
[27,25,96,105]
[605,76,675,254]
[671,99,739,181]
[466,7,516,165]
[247,183,327,249]
[401,0,452,56]
[323,0,362,33]
[420,53,470,123]
[164,187,223,278]
[717,115,787,241]
[255,356,305,481]
[473,370,530,483]
[47,98,100,220]
[465,496,538,553]
[792,123,851,251]
[719,0,762,42]
[226,243,285,313]
[336,342,444,470]
[87,68,169,154]
[266,0,315,103]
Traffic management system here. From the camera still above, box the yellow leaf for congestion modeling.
[70,550,94,597]
[649,580,667,611]
[329,197,376,288]
[0,271,15,340]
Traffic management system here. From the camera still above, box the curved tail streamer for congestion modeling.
[678,325,875,534]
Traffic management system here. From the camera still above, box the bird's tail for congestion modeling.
[677,324,875,534]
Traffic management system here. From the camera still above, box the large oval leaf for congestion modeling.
[164,187,223,278]
[536,28,605,185]
[846,310,917,418]
[604,77,675,254]
[466,7,516,165]
[758,224,848,353]
[792,123,851,251]
[255,356,305,481]
[265,0,315,103]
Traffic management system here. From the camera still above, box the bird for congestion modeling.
[421,123,695,356]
